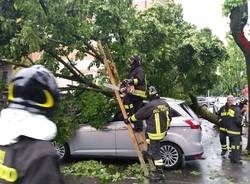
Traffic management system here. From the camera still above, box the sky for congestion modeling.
[174,0,229,43]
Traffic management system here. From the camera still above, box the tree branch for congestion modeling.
[59,49,86,78]
[59,84,113,98]
[72,34,103,61]
[45,49,110,94]
[0,59,30,68]
[25,56,35,65]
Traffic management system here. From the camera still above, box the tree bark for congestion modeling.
[189,94,220,126]
[229,3,250,152]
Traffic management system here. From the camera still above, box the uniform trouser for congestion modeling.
[220,130,228,151]
[123,94,144,130]
[145,134,163,168]
[240,127,243,153]
[229,135,241,162]
[240,136,242,153]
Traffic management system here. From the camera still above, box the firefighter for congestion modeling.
[218,95,242,163]
[238,97,248,153]
[0,65,64,184]
[121,54,147,132]
[124,86,171,181]
[217,95,234,156]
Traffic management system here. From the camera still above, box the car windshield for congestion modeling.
[179,103,199,121]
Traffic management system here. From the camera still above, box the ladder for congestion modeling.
[97,42,155,176]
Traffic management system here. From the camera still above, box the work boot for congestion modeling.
[221,150,227,156]
[148,169,165,182]
[157,167,165,179]
[148,173,162,182]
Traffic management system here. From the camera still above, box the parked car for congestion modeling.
[197,96,208,107]
[197,96,215,112]
[213,96,227,114]
[55,98,204,169]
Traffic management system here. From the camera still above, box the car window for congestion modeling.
[179,103,199,121]
[170,107,181,117]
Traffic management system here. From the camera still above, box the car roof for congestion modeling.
[160,97,199,121]
[161,97,184,104]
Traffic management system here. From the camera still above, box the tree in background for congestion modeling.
[222,0,250,152]
[213,36,247,95]
[0,0,227,143]
[126,2,227,99]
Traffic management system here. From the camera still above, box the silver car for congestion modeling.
[55,98,204,169]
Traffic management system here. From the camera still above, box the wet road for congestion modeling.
[162,121,250,184]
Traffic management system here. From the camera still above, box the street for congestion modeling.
[162,120,250,184]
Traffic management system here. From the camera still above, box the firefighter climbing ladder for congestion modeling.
[97,42,155,177]
[103,45,154,170]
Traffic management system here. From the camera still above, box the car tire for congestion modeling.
[53,142,70,161]
[160,142,183,169]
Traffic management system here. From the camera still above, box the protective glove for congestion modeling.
[120,87,127,93]
[119,82,127,93]
[123,78,134,85]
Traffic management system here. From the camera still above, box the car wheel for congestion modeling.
[53,142,70,161]
[160,142,183,169]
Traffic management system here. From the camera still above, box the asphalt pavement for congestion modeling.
[162,120,250,184]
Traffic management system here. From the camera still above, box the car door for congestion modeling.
[115,121,137,157]
[69,122,116,157]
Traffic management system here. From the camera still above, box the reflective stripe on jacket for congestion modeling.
[131,98,172,140]
[128,64,146,97]
[0,136,64,184]
[218,104,242,136]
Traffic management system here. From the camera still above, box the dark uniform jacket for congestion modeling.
[128,64,146,92]
[0,136,64,184]
[218,104,242,136]
[130,98,172,140]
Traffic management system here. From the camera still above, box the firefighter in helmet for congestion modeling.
[125,86,171,181]
[121,54,147,132]
[0,65,64,184]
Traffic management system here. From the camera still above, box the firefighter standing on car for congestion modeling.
[217,95,242,164]
[125,86,171,181]
[0,65,64,184]
[121,54,147,132]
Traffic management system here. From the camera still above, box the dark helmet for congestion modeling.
[7,65,60,116]
[239,96,248,109]
[129,55,141,65]
[147,86,159,99]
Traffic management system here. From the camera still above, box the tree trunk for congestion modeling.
[245,55,250,151]
[229,3,250,152]
[189,94,219,126]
